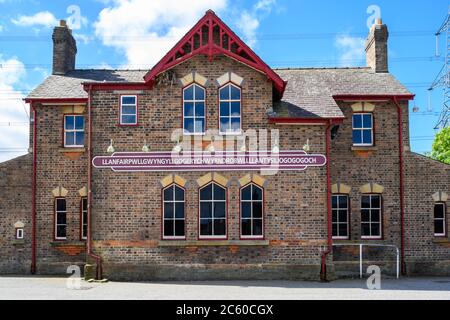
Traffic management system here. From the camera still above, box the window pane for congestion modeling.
[230,102,240,116]
[332,224,338,237]
[82,225,87,239]
[57,212,66,224]
[352,130,362,144]
[65,132,75,146]
[195,102,205,117]
[220,102,230,117]
[371,210,380,222]
[65,116,74,129]
[184,118,194,133]
[231,118,241,132]
[213,184,226,200]
[122,105,136,115]
[253,202,263,218]
[371,196,380,208]
[164,220,174,237]
[331,196,338,209]
[164,186,173,201]
[363,114,372,128]
[75,116,84,129]
[57,199,66,211]
[361,209,370,222]
[200,184,212,200]
[252,186,262,201]
[175,203,184,218]
[75,132,84,146]
[184,86,194,100]
[230,85,240,100]
[253,219,262,235]
[242,219,251,235]
[200,219,212,235]
[332,210,338,223]
[164,203,173,218]
[174,186,184,201]
[194,86,205,100]
[122,96,136,105]
[82,198,87,211]
[213,219,226,236]
[361,196,370,208]
[435,221,444,234]
[434,204,444,218]
[57,225,66,238]
[241,186,251,201]
[122,115,136,124]
[184,102,194,117]
[220,86,229,100]
[194,118,205,133]
[353,114,362,128]
[214,202,226,218]
[175,220,184,236]
[338,223,348,237]
[241,202,251,218]
[371,223,380,237]
[363,130,372,144]
[361,223,370,236]
[338,196,348,209]
[220,117,230,133]
[338,210,347,222]
[200,202,212,218]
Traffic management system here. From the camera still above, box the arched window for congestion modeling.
[240,183,263,238]
[219,83,241,134]
[163,184,185,239]
[183,83,205,134]
[199,182,227,238]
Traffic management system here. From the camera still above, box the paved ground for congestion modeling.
[0,276,450,299]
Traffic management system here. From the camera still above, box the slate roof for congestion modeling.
[26,70,147,99]
[27,67,412,119]
[274,67,413,119]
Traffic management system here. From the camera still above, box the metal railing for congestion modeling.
[332,243,400,279]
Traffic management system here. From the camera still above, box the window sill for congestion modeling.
[351,146,378,151]
[433,237,450,244]
[158,240,269,247]
[59,147,86,153]
[116,124,139,127]
[50,241,86,247]
[12,239,25,246]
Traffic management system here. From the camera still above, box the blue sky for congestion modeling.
[0,0,448,161]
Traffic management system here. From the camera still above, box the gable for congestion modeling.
[144,10,286,99]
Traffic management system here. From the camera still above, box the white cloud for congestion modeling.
[12,11,58,28]
[237,0,277,47]
[94,0,227,69]
[0,25,3,32]
[0,55,30,162]
[335,34,365,66]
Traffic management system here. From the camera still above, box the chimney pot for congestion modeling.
[59,20,67,27]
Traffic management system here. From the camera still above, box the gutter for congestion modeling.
[31,104,37,274]
[320,120,333,281]
[86,85,103,279]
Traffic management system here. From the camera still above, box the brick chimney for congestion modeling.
[365,18,388,73]
[52,20,77,75]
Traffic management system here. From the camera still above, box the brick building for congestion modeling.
[0,11,449,280]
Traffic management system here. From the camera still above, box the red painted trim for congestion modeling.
[392,97,406,275]
[333,94,415,101]
[239,183,265,240]
[143,10,287,97]
[118,94,139,126]
[197,181,228,240]
[161,184,187,240]
[82,83,149,91]
[268,117,344,125]
[31,104,37,274]
[321,121,333,281]
[24,98,87,104]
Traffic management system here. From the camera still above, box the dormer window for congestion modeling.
[219,83,241,134]
[120,95,138,125]
[183,83,205,134]
[352,113,373,146]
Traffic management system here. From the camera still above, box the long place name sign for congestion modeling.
[92,151,327,172]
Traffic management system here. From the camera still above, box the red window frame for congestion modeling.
[218,82,242,135]
[198,182,228,240]
[119,95,139,126]
[161,184,186,240]
[182,83,206,135]
[239,183,264,240]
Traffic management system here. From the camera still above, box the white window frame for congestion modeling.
[64,115,84,148]
[183,84,205,135]
[120,95,138,125]
[434,202,446,237]
[361,194,382,239]
[81,197,88,240]
[240,183,264,239]
[332,194,350,240]
[162,184,186,240]
[55,198,67,240]
[16,228,24,239]
[199,182,227,239]
[352,113,373,146]
[219,83,242,135]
